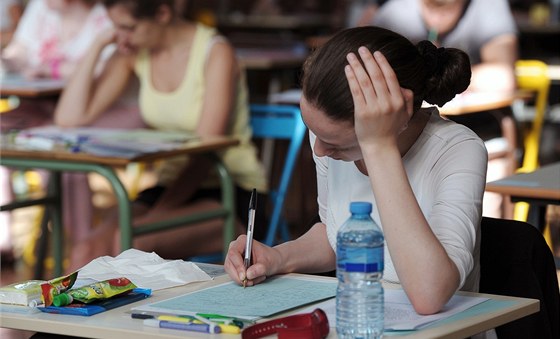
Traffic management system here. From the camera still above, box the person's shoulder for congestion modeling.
[425,109,485,147]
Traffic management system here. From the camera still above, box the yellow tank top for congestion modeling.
[134,24,267,192]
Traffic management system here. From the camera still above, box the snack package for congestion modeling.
[40,271,78,306]
[53,277,137,307]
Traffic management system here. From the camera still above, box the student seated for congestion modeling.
[225,26,487,315]
[54,0,267,269]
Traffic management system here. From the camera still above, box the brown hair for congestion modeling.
[301,26,471,122]
[102,0,175,19]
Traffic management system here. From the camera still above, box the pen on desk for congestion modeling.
[243,188,257,288]
[196,313,249,328]
[193,314,242,334]
[143,318,221,333]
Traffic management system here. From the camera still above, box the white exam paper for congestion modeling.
[76,249,211,291]
[297,288,488,331]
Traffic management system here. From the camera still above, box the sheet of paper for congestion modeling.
[132,275,337,319]
[297,288,489,331]
[15,125,196,156]
[76,249,211,291]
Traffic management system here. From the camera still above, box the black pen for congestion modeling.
[243,189,257,288]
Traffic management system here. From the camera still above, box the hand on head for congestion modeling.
[345,48,414,149]
[224,235,281,287]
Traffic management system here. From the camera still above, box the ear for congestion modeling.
[154,4,172,24]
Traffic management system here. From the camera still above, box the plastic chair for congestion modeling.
[515,60,551,173]
[479,217,559,338]
[513,60,551,225]
[250,104,307,246]
[189,104,306,262]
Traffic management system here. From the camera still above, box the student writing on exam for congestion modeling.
[54,0,267,269]
[371,0,519,219]
[225,26,488,315]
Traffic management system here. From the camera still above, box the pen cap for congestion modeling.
[249,188,257,210]
[53,293,73,307]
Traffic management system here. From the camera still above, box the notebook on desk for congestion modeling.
[13,126,197,158]
[131,275,337,321]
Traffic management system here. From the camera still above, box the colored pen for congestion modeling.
[196,313,250,328]
[196,314,241,334]
[243,188,257,288]
[143,319,221,333]
[158,315,241,334]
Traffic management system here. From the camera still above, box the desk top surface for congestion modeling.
[438,91,524,116]
[236,47,307,70]
[0,74,65,97]
[0,273,539,339]
[485,162,560,201]
[0,135,239,167]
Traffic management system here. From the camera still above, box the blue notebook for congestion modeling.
[38,288,151,316]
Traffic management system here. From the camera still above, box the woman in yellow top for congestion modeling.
[55,0,267,267]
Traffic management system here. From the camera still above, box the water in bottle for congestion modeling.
[336,201,384,339]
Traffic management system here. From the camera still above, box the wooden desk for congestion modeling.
[236,47,307,71]
[0,135,239,277]
[0,74,65,97]
[485,162,560,204]
[438,91,524,116]
[485,162,560,265]
[0,273,539,339]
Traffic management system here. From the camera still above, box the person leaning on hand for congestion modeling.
[54,0,267,269]
[225,26,488,315]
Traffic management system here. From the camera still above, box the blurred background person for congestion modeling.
[2,0,113,81]
[0,0,23,49]
[372,0,518,218]
[345,0,381,28]
[0,0,142,270]
[53,0,267,269]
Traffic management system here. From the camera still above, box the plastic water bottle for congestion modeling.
[336,201,384,339]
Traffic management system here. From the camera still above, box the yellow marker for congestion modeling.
[159,315,241,334]
[157,315,193,323]
[218,324,241,334]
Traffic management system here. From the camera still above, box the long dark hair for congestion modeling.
[102,0,175,19]
[301,26,471,123]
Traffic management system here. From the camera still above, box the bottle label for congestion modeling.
[337,246,384,273]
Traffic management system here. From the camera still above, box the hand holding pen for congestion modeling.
[243,189,257,288]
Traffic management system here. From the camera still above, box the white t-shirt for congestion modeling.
[9,0,113,70]
[313,109,488,292]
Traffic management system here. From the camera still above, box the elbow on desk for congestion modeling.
[404,277,459,315]
[53,112,91,128]
[408,294,447,315]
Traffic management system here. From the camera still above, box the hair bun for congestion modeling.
[416,40,471,107]
[417,40,448,78]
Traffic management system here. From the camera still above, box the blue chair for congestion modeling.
[189,104,306,263]
[250,104,307,246]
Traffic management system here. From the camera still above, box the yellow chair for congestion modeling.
[515,60,550,173]
[513,60,553,248]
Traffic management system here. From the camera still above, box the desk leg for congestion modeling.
[48,172,63,277]
[92,166,132,252]
[215,159,235,257]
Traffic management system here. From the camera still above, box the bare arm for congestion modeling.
[346,48,460,315]
[470,34,518,93]
[54,30,134,127]
[196,39,238,136]
[224,222,336,286]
